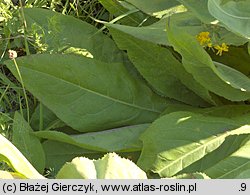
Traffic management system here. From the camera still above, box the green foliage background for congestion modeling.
[0,0,250,179]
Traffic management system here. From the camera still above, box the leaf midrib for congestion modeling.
[156,132,229,175]
[157,125,250,175]
[218,160,250,178]
[20,65,162,114]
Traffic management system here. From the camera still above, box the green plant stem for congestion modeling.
[62,0,70,15]
[0,85,10,105]
[50,0,57,10]
[19,0,30,55]
[39,103,43,131]
[13,59,30,123]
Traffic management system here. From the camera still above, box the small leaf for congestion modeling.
[12,112,45,172]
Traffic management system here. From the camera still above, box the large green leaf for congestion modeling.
[6,54,169,132]
[33,124,149,152]
[167,20,250,101]
[56,153,147,179]
[162,105,250,177]
[124,0,180,18]
[0,134,44,179]
[137,111,250,177]
[208,0,250,39]
[108,25,213,106]
[12,112,45,172]
[204,136,250,178]
[24,8,123,63]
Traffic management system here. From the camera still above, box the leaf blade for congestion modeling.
[138,111,250,177]
[166,19,250,101]
[12,112,45,172]
[108,25,212,106]
[208,0,250,39]
[5,54,170,132]
[33,124,149,152]
[56,153,147,179]
[0,134,44,179]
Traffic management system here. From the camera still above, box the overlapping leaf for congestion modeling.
[208,0,250,39]
[173,172,211,179]
[0,171,25,179]
[167,20,250,101]
[180,135,248,175]
[124,0,180,18]
[177,0,214,23]
[0,134,44,179]
[204,136,250,178]
[138,111,250,177]
[168,11,247,46]
[5,54,169,132]
[33,124,149,152]
[12,112,45,172]
[106,20,170,46]
[208,46,250,75]
[24,8,123,63]
[98,0,152,26]
[56,153,147,179]
[108,25,213,106]
[30,103,65,131]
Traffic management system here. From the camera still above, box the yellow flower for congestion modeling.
[207,42,213,48]
[206,42,214,51]
[214,43,229,56]
[196,31,211,46]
